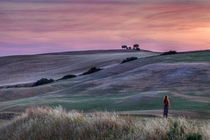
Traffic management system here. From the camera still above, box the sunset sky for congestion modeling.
[1,0,210,56]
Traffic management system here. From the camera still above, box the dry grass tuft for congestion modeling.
[0,106,209,140]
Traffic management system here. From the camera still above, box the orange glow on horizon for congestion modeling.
[0,1,210,55]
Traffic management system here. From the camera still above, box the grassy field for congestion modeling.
[0,106,209,140]
[0,50,210,119]
[0,50,156,86]
[0,120,9,127]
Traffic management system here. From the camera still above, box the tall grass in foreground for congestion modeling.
[0,106,209,140]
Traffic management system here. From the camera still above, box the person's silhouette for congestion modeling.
[163,96,170,118]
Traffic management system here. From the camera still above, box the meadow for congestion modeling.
[0,106,209,140]
[0,50,210,119]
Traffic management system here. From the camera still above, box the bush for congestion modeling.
[33,78,54,86]
[161,51,177,55]
[167,121,186,140]
[121,57,138,64]
[59,74,76,80]
[82,67,102,75]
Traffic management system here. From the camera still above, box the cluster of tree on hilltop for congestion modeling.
[121,44,140,51]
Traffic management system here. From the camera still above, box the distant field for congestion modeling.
[0,49,156,86]
[0,50,210,119]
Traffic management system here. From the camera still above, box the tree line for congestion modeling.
[121,44,140,51]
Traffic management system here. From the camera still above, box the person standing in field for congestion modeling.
[163,96,170,118]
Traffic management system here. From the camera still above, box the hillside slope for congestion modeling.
[0,50,156,86]
[0,50,210,118]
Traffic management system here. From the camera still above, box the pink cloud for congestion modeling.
[0,1,210,56]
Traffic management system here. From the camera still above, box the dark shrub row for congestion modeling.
[82,67,102,75]
[161,51,177,55]
[59,74,77,80]
[121,57,138,64]
[33,78,54,87]
[30,67,104,87]
[33,67,102,87]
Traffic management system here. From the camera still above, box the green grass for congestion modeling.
[36,93,210,113]
[170,98,210,111]
[1,50,210,118]
[0,90,210,117]
[184,92,210,97]
[145,51,210,63]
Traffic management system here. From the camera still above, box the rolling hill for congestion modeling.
[0,49,210,119]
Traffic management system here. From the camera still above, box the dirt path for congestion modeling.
[171,92,210,103]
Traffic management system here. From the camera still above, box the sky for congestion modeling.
[1,0,210,56]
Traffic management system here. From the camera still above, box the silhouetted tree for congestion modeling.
[133,44,140,50]
[121,45,128,50]
[128,47,132,50]
[136,48,140,51]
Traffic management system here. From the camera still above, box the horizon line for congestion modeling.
[1,48,210,58]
